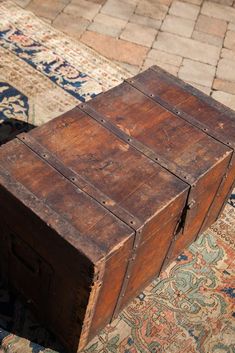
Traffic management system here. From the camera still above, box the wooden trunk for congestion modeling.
[0,66,234,352]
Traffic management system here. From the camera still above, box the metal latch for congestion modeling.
[174,198,196,234]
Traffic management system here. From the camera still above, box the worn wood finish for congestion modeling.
[0,125,189,350]
[0,66,234,352]
[0,139,134,352]
[87,79,232,262]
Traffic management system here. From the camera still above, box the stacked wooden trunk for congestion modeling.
[0,66,234,352]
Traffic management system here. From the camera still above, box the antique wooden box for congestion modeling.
[0,66,234,352]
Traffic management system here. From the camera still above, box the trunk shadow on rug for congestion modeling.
[0,277,65,353]
[0,118,64,352]
[0,119,35,146]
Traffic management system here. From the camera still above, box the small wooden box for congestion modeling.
[0,66,234,352]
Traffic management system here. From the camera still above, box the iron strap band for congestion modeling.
[112,227,143,320]
[149,66,235,151]
[78,104,195,185]
[17,133,141,231]
[197,152,235,238]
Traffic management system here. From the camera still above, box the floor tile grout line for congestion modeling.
[52,0,72,24]
[140,0,173,72]
[177,0,214,93]
[14,0,235,107]
[210,19,230,98]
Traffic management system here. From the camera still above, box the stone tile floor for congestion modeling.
[12,0,235,109]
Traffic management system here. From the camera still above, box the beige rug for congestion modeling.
[0,0,130,143]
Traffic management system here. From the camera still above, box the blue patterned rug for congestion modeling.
[0,0,128,145]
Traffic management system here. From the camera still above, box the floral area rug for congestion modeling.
[0,1,235,353]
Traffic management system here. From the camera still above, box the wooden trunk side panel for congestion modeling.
[164,152,232,264]
[0,185,93,352]
[201,153,235,231]
[88,236,133,342]
[118,190,188,311]
[185,152,232,236]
